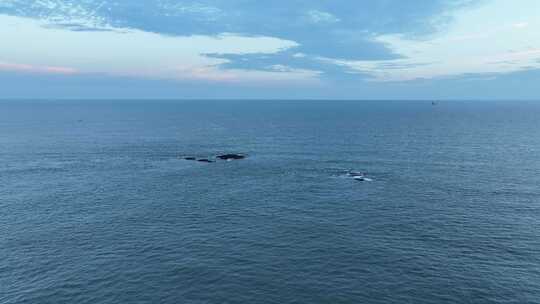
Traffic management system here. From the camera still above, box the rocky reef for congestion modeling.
[182,153,247,163]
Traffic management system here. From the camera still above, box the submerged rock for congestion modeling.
[197,159,215,163]
[216,153,246,160]
[182,153,246,163]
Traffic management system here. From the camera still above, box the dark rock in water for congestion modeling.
[197,159,215,163]
[216,153,246,160]
[184,157,197,161]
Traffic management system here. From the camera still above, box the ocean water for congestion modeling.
[1,100,540,304]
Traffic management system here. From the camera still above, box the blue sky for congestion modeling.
[1,0,539,99]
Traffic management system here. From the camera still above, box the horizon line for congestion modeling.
[1,98,540,103]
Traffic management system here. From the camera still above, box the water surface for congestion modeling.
[1,100,540,303]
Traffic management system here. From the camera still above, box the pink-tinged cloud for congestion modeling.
[0,62,78,75]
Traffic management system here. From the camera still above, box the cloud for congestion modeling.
[0,14,315,83]
[0,0,479,58]
[306,10,340,24]
[0,0,113,30]
[1,0,539,99]
[205,51,371,83]
[512,22,528,29]
[158,1,222,20]
[5,65,539,100]
[0,61,78,74]
[0,0,486,87]
[330,0,540,81]
[169,64,321,84]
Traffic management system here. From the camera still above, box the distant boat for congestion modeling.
[432,101,437,106]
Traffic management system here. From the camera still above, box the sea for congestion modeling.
[1,100,539,304]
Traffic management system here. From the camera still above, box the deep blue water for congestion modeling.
[1,100,540,304]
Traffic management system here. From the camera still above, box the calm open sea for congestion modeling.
[1,100,540,303]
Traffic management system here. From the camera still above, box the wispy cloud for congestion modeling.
[0,0,112,30]
[158,1,222,20]
[512,22,529,29]
[0,61,77,74]
[306,10,340,24]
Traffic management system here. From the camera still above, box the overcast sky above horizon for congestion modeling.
[1,0,539,99]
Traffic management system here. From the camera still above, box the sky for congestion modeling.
[1,0,539,99]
